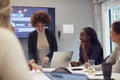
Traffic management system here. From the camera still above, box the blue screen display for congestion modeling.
[11,6,55,38]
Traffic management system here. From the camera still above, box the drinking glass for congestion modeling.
[88,60,95,73]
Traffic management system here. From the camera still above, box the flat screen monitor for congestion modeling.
[10,6,55,38]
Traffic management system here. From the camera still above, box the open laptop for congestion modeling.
[50,51,73,68]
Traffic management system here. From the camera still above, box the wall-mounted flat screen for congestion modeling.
[11,6,55,38]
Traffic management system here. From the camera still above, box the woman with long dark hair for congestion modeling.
[71,27,103,67]
[79,27,103,65]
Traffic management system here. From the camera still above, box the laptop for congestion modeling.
[50,51,73,68]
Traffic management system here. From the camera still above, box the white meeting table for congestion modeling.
[31,67,120,80]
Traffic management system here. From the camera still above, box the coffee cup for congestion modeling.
[102,63,112,80]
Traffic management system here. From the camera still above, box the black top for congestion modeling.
[28,29,58,63]
[79,45,103,65]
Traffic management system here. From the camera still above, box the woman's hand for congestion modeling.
[81,41,90,62]
[71,61,82,67]
[81,41,90,53]
[41,57,49,64]
[28,59,43,71]
[81,41,88,50]
[84,62,89,68]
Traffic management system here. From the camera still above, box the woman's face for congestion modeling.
[36,22,45,32]
[110,27,120,43]
[80,30,89,42]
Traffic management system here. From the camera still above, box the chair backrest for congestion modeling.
[103,55,110,63]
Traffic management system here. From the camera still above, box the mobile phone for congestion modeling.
[72,68,83,71]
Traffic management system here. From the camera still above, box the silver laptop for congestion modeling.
[50,51,73,68]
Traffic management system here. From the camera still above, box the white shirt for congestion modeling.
[0,28,32,80]
[37,29,50,65]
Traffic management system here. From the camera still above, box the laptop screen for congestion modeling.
[50,51,73,68]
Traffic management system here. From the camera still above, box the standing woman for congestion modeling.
[0,0,32,80]
[28,11,58,67]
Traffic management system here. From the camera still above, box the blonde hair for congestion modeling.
[0,0,11,28]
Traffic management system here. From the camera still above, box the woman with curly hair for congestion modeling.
[28,11,58,68]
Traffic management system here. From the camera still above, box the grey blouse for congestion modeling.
[95,46,120,73]
[106,46,120,73]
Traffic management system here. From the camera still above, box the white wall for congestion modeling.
[12,0,94,61]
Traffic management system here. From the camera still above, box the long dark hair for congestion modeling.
[82,27,101,45]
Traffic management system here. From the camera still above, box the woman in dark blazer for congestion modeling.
[28,11,58,68]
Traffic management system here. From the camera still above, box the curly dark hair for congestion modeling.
[112,21,120,35]
[30,11,51,27]
[82,27,101,45]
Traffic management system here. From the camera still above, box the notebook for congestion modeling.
[50,51,73,68]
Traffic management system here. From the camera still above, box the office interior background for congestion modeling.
[12,0,120,61]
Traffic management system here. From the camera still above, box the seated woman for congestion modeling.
[95,21,120,73]
[71,27,103,67]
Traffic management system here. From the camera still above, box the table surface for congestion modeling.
[31,66,120,80]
